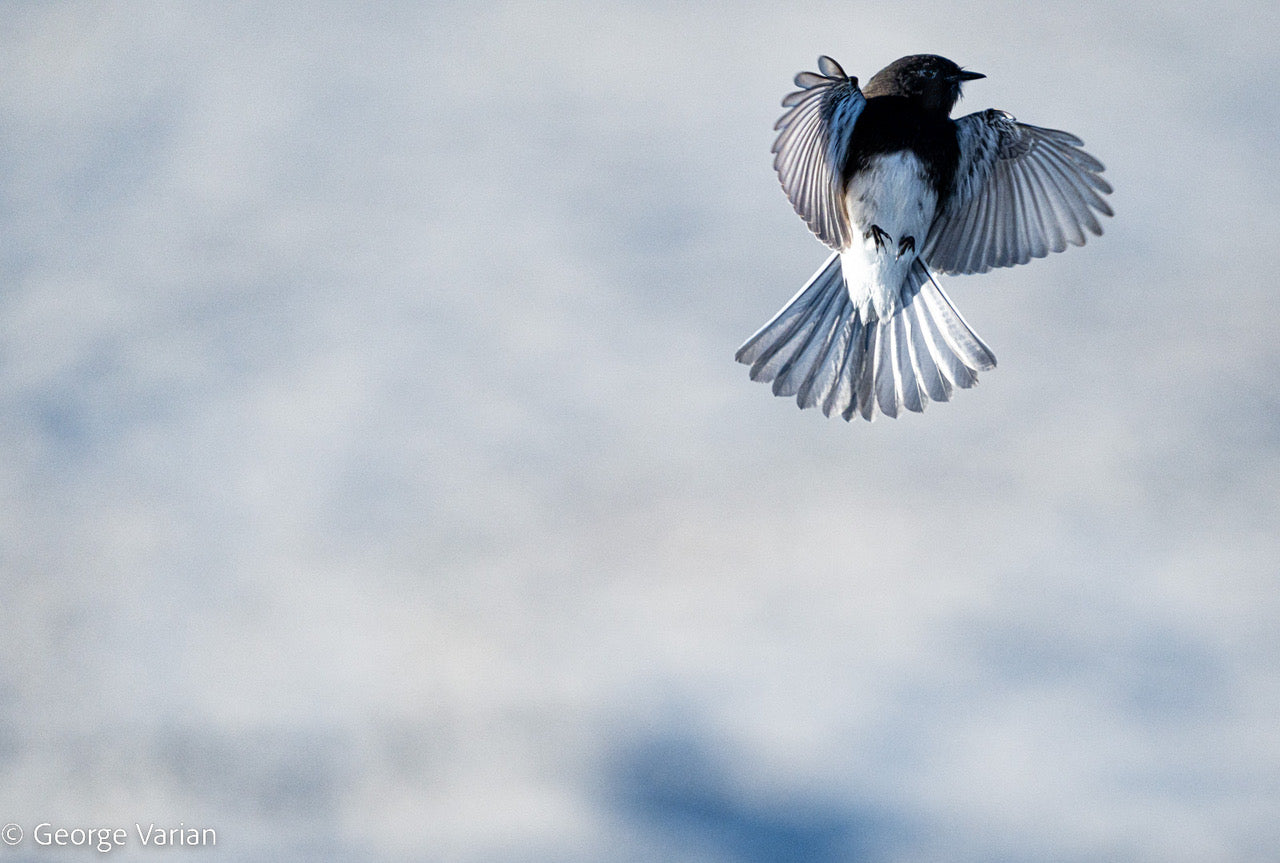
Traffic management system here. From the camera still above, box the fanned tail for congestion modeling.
[735,255,996,421]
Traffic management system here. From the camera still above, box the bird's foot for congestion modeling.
[897,235,915,258]
[864,225,891,251]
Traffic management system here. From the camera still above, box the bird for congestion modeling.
[735,55,1112,421]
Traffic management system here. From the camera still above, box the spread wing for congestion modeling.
[923,109,1113,275]
[772,56,866,251]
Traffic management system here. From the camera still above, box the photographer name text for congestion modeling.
[2,822,215,852]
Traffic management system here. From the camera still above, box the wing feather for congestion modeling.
[771,56,866,250]
[924,110,1113,275]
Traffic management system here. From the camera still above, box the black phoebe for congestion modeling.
[736,55,1113,420]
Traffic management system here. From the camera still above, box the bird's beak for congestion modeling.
[956,70,985,81]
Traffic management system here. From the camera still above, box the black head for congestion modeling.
[862,54,984,115]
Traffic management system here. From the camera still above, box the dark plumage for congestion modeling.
[861,54,984,110]
[847,55,984,199]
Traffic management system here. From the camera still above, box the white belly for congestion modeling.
[840,151,938,319]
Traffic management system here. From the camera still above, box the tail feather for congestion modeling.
[822,316,863,418]
[894,311,926,415]
[796,303,855,409]
[876,316,903,417]
[736,252,843,385]
[916,269,994,383]
[907,295,953,402]
[737,256,997,421]
[854,323,878,420]
[771,270,846,398]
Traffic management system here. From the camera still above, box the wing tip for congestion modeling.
[816,55,844,78]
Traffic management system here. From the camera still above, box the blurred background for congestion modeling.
[2,1,1277,861]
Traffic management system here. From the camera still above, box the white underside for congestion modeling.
[839,151,938,320]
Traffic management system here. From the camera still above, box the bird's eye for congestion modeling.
[919,68,937,79]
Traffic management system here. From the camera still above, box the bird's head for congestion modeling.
[864,54,984,115]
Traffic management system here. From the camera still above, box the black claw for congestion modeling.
[864,225,891,250]
[898,235,915,256]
